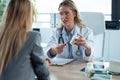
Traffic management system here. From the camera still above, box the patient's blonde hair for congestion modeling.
[0,0,35,74]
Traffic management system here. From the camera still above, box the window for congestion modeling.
[33,0,111,28]
[74,0,111,20]
[33,13,51,28]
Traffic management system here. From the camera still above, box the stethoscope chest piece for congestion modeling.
[76,46,82,56]
[76,49,81,56]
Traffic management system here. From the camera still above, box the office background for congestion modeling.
[0,0,120,61]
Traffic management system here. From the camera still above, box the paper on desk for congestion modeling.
[50,57,74,66]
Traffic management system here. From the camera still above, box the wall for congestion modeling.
[104,30,120,61]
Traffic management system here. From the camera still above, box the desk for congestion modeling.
[49,60,120,80]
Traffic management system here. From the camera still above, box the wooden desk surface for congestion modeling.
[49,60,120,80]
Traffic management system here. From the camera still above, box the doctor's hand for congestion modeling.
[50,44,66,56]
[74,34,87,47]
[74,34,91,55]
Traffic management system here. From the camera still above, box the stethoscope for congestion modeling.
[58,28,83,56]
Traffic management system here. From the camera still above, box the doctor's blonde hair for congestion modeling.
[58,0,85,29]
[0,0,35,74]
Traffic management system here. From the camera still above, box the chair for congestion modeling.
[80,12,106,59]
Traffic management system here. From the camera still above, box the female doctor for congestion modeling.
[45,0,94,61]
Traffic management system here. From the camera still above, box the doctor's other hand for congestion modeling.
[74,34,88,47]
[45,58,51,67]
[74,34,91,55]
[50,44,66,56]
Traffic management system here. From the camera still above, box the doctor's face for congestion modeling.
[59,6,76,28]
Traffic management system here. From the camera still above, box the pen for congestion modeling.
[65,40,70,45]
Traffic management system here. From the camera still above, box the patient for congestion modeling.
[0,77,2,80]
[0,0,49,80]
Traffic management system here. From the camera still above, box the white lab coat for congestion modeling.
[45,25,94,61]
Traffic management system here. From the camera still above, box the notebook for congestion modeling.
[50,57,74,66]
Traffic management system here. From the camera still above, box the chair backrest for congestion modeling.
[80,12,105,58]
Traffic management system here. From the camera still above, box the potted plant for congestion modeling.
[0,0,6,21]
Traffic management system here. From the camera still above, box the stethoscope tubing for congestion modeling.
[58,27,83,56]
